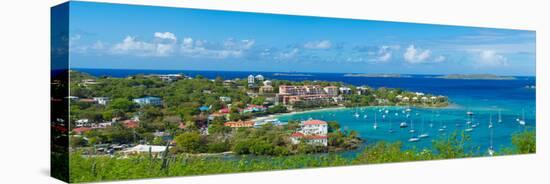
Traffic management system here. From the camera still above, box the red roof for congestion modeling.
[303,120,327,125]
[79,99,96,103]
[290,132,304,137]
[123,120,139,128]
[224,121,255,127]
[304,135,328,139]
[219,108,230,114]
[73,127,92,134]
[210,112,225,117]
[178,122,186,129]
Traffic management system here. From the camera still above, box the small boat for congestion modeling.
[518,109,526,126]
[400,122,408,128]
[363,114,368,119]
[465,128,474,132]
[471,124,478,128]
[467,111,474,116]
[408,137,420,142]
[419,133,429,138]
[438,128,445,132]
[354,112,360,118]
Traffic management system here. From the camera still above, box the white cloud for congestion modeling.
[279,48,300,59]
[304,40,332,49]
[154,32,177,41]
[111,36,158,55]
[180,37,255,59]
[371,45,400,62]
[434,55,446,62]
[403,45,432,63]
[476,50,508,67]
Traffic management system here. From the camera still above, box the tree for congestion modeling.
[109,98,134,112]
[511,131,536,154]
[174,132,201,153]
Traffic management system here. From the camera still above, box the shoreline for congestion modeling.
[251,104,454,122]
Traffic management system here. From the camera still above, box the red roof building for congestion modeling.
[72,127,92,134]
[224,120,255,128]
[303,120,328,125]
[123,120,139,128]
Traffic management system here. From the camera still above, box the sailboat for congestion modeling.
[488,124,495,156]
[409,119,415,133]
[498,109,502,123]
[373,113,378,130]
[465,110,474,132]
[388,112,394,134]
[408,119,420,142]
[400,121,408,128]
[518,109,526,126]
[419,117,429,138]
[488,114,493,129]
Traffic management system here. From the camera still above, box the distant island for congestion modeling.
[343,73,412,78]
[273,73,313,77]
[434,74,516,80]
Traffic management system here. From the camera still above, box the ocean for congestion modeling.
[77,68,536,155]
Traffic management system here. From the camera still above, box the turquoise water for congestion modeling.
[278,105,535,153]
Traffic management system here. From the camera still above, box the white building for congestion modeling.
[255,75,264,81]
[263,80,272,86]
[93,97,110,105]
[219,96,232,103]
[339,87,352,94]
[301,120,328,135]
[248,75,255,84]
[133,96,162,106]
[75,119,90,127]
[122,145,167,156]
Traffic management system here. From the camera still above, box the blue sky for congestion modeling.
[67,1,536,76]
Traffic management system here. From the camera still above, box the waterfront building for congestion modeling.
[255,74,264,81]
[263,80,272,86]
[259,85,274,94]
[133,96,162,106]
[339,87,352,94]
[278,85,336,105]
[248,75,255,84]
[356,86,370,95]
[224,120,255,128]
[75,119,91,127]
[301,119,328,135]
[323,86,339,96]
[290,133,328,146]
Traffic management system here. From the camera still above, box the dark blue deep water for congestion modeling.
[77,68,536,155]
